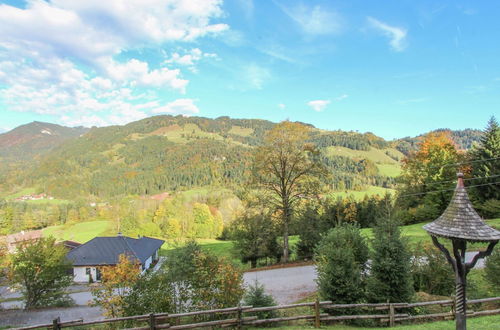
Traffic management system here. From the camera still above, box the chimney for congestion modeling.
[457,172,464,188]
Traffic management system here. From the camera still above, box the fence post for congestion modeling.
[314,298,321,328]
[52,317,60,330]
[149,313,156,330]
[237,305,243,329]
[388,304,395,327]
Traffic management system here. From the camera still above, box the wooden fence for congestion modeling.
[14,296,500,330]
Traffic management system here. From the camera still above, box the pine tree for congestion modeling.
[315,224,368,304]
[366,215,414,303]
[469,116,500,217]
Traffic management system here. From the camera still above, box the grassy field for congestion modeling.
[361,218,500,250]
[42,220,112,243]
[329,186,396,201]
[324,146,404,165]
[273,314,500,329]
[376,163,402,177]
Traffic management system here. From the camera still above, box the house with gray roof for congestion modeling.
[67,234,164,282]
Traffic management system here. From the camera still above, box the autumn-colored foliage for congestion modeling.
[252,121,326,262]
[91,254,140,317]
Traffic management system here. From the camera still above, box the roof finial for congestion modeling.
[457,172,464,188]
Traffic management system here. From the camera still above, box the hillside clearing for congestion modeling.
[324,146,404,164]
[42,221,112,243]
[329,186,396,201]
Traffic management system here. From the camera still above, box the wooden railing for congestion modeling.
[13,296,500,329]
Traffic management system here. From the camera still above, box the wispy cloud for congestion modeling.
[367,17,407,52]
[151,99,200,115]
[335,94,348,101]
[396,97,428,105]
[244,63,271,90]
[308,100,330,112]
[278,103,286,110]
[277,2,343,36]
[237,0,254,20]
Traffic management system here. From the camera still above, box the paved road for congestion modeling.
[243,265,317,304]
[0,306,104,328]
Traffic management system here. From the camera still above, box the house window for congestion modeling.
[142,263,146,271]
[86,267,91,275]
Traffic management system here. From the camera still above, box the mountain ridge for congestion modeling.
[0,115,483,199]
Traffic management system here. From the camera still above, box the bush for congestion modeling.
[8,237,73,309]
[410,242,454,296]
[484,247,500,295]
[243,280,277,320]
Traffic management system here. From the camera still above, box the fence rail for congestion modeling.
[13,296,500,330]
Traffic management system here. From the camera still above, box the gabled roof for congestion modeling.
[67,235,164,266]
[423,173,500,242]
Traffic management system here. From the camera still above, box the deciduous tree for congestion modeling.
[252,121,326,262]
[8,237,73,309]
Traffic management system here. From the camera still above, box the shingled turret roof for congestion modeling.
[423,173,500,242]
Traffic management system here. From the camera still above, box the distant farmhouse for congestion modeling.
[14,193,54,201]
[67,234,164,282]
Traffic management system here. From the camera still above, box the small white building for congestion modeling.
[67,235,164,283]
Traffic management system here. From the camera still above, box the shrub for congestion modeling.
[243,280,277,320]
[410,242,454,296]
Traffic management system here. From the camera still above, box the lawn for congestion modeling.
[361,218,500,250]
[329,186,396,201]
[42,220,112,243]
[274,314,500,329]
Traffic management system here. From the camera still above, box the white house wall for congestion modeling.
[73,266,97,283]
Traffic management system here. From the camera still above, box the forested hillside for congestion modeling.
[394,128,482,155]
[0,115,483,200]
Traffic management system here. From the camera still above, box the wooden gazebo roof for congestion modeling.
[423,173,500,242]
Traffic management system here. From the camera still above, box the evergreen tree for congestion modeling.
[243,280,277,320]
[366,215,414,303]
[469,116,500,217]
[315,224,368,304]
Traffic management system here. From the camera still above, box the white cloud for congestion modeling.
[0,0,227,125]
[151,98,200,115]
[367,17,407,52]
[164,48,218,73]
[278,103,286,110]
[278,3,343,35]
[308,100,330,112]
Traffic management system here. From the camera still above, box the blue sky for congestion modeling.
[0,0,498,139]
